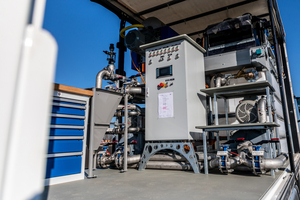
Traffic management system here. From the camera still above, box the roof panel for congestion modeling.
[141,0,245,24]
[97,0,271,41]
[118,0,171,13]
[169,0,269,38]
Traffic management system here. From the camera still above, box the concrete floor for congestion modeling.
[43,168,281,200]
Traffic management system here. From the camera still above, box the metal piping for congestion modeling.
[114,111,140,117]
[125,87,144,94]
[96,70,110,89]
[257,96,267,123]
[95,64,115,89]
[215,77,222,87]
[99,153,288,172]
[262,154,288,169]
[129,161,194,171]
[117,104,141,111]
[123,94,128,171]
[106,127,142,134]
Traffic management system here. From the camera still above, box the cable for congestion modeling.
[120,24,145,38]
[130,51,146,84]
[230,151,240,157]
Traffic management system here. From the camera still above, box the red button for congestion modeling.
[160,83,164,87]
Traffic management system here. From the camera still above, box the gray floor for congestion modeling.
[43,168,281,200]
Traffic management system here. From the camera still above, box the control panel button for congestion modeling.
[175,46,179,51]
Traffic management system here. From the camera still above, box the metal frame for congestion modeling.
[267,0,296,173]
[199,82,279,175]
[138,142,200,173]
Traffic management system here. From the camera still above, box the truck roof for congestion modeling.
[92,0,284,41]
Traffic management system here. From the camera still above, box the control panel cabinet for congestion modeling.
[141,35,207,141]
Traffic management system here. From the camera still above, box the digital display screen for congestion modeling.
[156,66,172,78]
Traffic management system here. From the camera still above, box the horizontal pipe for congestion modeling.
[106,127,141,134]
[129,161,194,171]
[117,104,140,111]
[150,153,217,162]
[99,153,288,172]
[125,87,144,94]
[262,154,288,169]
[114,111,140,117]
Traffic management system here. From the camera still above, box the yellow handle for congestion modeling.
[120,24,145,38]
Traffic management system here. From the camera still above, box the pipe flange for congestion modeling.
[114,154,123,169]
[99,156,110,169]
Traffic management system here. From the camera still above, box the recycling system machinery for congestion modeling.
[87,12,299,178]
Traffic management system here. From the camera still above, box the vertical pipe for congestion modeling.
[209,97,215,140]
[268,0,295,173]
[271,94,278,157]
[266,87,275,176]
[214,94,219,151]
[214,94,219,125]
[216,132,220,151]
[88,88,96,178]
[224,98,229,140]
[123,94,128,171]
[273,110,281,154]
[203,130,208,174]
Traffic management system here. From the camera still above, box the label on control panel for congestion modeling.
[158,92,174,118]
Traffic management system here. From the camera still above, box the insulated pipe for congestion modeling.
[96,70,110,89]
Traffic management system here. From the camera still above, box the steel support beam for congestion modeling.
[267,0,295,173]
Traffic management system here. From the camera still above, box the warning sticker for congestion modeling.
[158,92,174,118]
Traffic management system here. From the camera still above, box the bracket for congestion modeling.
[138,142,200,173]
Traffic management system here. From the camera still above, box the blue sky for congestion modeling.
[43,0,300,97]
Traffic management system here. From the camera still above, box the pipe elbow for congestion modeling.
[263,154,288,169]
[96,70,110,88]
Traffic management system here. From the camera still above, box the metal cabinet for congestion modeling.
[45,87,91,186]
